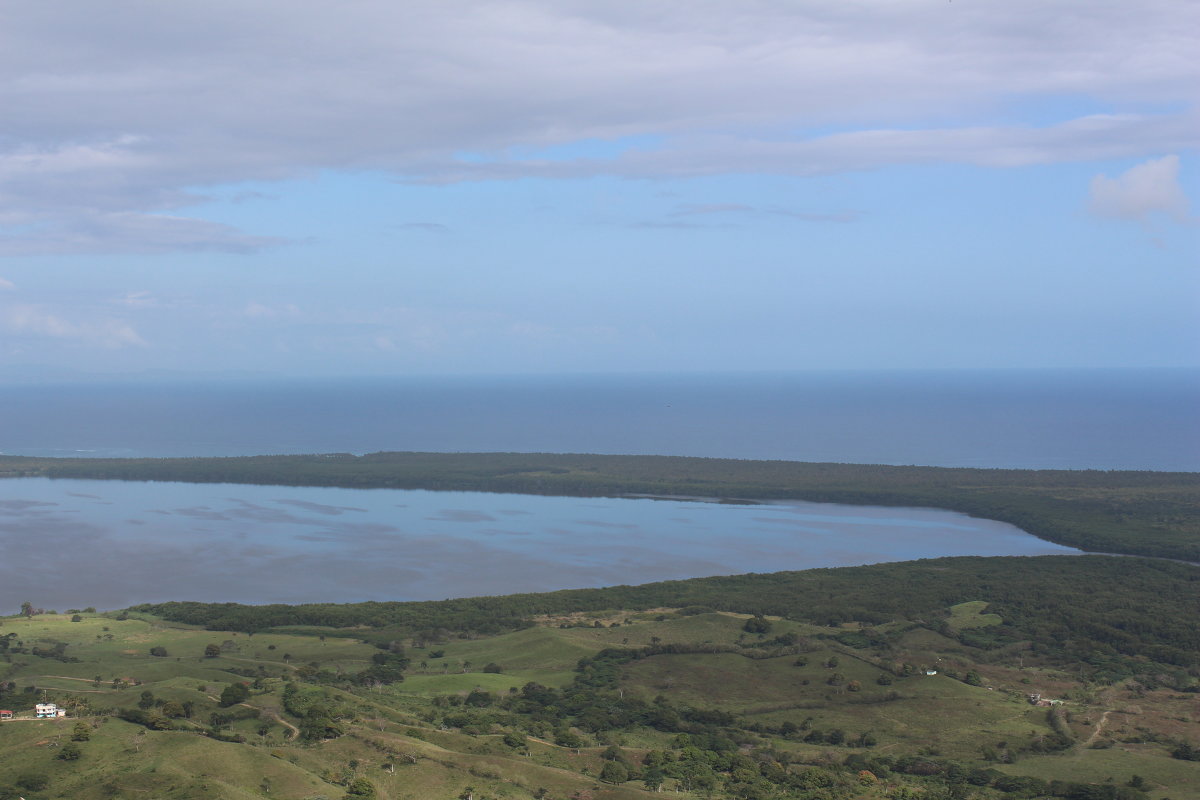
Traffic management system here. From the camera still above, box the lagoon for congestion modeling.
[0,478,1080,611]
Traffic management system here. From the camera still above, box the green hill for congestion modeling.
[3,554,1197,800]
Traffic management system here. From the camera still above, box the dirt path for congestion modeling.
[254,706,299,741]
[1082,710,1112,748]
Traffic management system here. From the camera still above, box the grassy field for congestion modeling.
[2,598,1197,799]
[998,747,1200,800]
[946,600,1004,631]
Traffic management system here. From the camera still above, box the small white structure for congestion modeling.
[35,703,65,718]
[924,669,938,676]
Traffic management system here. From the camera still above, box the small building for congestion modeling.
[0,710,12,720]
[35,703,65,718]
[924,669,938,676]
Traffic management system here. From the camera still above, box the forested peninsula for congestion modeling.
[2,451,1197,561]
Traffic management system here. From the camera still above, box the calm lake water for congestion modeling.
[0,478,1079,611]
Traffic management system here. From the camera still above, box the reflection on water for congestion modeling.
[0,478,1079,610]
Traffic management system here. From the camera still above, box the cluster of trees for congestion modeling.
[282,682,347,742]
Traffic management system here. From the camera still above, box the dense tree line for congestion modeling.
[133,555,1200,672]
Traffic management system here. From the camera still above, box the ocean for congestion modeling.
[0,368,1196,471]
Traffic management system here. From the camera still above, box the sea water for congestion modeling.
[0,368,1196,470]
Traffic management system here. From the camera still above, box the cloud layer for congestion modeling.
[1089,154,1192,223]
[1,0,1196,253]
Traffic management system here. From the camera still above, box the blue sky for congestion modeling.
[0,1,1196,377]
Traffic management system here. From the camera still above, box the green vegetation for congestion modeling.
[133,555,1200,675]
[1,452,1196,797]
[2,553,1198,799]
[2,451,1198,559]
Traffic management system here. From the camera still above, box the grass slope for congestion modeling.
[2,594,1198,800]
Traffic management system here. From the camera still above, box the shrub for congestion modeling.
[219,682,250,707]
[16,773,49,790]
[57,743,82,761]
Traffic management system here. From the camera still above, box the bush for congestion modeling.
[345,777,377,797]
[57,743,82,760]
[16,773,49,790]
[219,682,251,707]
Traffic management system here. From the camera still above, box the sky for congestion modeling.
[0,0,1196,378]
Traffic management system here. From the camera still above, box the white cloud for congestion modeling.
[1089,154,1191,223]
[0,211,282,256]
[396,222,449,233]
[671,203,858,223]
[0,276,14,290]
[0,1,1196,253]
[409,114,1200,182]
[243,302,301,319]
[117,291,158,308]
[3,305,146,348]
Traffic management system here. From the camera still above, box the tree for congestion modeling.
[482,662,503,673]
[599,761,629,784]
[71,721,91,741]
[70,614,83,622]
[149,646,168,657]
[219,682,250,707]
[643,766,665,791]
[19,601,33,618]
[204,643,221,658]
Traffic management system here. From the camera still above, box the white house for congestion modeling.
[35,703,65,718]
